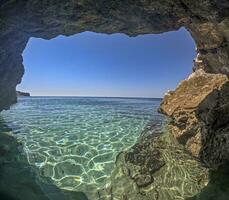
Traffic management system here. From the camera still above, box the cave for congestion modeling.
[0,0,229,200]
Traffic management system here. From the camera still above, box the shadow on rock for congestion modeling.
[187,164,229,200]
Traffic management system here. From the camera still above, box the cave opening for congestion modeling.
[0,28,197,199]
[18,28,195,97]
[0,1,228,199]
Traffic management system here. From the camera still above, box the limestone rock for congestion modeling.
[159,70,229,168]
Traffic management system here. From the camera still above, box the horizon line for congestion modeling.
[22,95,163,99]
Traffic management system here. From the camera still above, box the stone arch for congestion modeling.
[0,0,229,167]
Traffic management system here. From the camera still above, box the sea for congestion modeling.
[1,96,164,197]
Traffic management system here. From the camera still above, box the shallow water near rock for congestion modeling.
[1,97,164,198]
[102,130,209,200]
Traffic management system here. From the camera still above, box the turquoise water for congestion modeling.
[1,97,164,195]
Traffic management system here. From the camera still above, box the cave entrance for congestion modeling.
[19,28,195,97]
[2,28,195,199]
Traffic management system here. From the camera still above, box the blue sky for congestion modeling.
[18,28,195,97]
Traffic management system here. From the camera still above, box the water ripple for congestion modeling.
[1,97,164,197]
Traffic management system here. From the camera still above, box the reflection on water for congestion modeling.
[1,97,164,198]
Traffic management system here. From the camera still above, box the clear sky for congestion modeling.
[18,28,196,98]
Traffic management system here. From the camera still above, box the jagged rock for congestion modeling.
[159,69,229,168]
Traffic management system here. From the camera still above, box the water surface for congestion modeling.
[1,97,164,196]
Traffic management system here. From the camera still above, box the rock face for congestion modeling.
[16,91,30,97]
[0,0,228,168]
[159,69,229,168]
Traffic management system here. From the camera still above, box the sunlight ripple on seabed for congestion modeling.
[2,97,164,196]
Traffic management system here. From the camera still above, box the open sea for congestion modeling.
[1,97,164,197]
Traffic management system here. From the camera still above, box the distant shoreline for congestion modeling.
[16,91,30,97]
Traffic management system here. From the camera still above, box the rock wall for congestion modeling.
[0,0,228,168]
[159,70,229,168]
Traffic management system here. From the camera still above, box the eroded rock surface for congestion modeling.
[159,69,229,168]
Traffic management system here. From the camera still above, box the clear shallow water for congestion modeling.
[1,97,164,195]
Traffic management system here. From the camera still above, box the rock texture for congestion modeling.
[125,128,165,187]
[159,69,229,168]
[97,129,208,200]
[0,0,228,168]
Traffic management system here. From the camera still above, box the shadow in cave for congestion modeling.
[185,81,229,200]
[187,164,229,200]
[0,117,88,200]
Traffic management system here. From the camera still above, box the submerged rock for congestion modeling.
[134,174,153,187]
[99,130,209,200]
[125,129,166,181]
[124,132,165,188]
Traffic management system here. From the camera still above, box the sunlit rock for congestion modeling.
[159,69,229,168]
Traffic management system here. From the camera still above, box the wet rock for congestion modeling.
[104,131,209,199]
[124,130,166,188]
